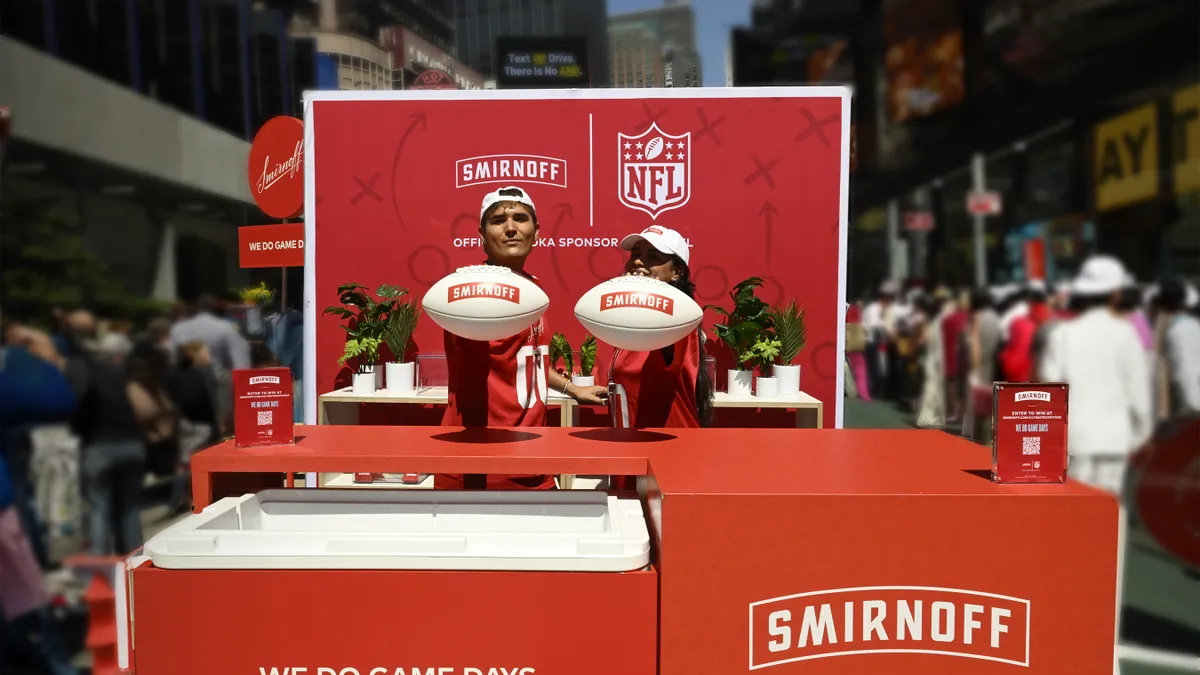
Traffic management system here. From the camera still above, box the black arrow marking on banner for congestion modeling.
[760,201,778,264]
[390,112,428,230]
[547,202,573,291]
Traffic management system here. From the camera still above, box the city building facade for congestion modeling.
[609,3,700,88]
[0,0,320,304]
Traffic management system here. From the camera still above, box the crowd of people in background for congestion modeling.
[847,254,1200,493]
[0,294,299,674]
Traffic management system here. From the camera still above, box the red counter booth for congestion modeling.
[123,426,1119,675]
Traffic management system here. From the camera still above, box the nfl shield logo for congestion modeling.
[617,123,691,220]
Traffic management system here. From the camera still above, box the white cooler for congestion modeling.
[141,488,652,571]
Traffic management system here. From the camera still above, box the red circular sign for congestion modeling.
[248,115,305,219]
[1135,417,1200,570]
[411,69,457,91]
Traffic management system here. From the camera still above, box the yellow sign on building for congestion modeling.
[1173,84,1200,195]
[1093,103,1159,212]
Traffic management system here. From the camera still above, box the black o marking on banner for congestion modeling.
[587,246,627,282]
[759,275,785,308]
[451,212,477,242]
[807,339,839,380]
[406,244,451,286]
[692,265,729,302]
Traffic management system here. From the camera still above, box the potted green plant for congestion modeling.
[769,300,807,396]
[378,285,421,394]
[323,283,393,394]
[705,277,775,397]
[549,332,576,380]
[574,335,598,387]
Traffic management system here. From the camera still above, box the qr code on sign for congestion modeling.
[256,410,273,426]
[1022,436,1041,455]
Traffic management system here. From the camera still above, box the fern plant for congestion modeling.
[769,301,806,365]
[379,285,420,362]
[549,332,575,376]
[579,335,597,377]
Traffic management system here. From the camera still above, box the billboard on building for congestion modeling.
[979,0,1196,109]
[882,0,964,123]
[494,37,591,89]
[380,25,484,90]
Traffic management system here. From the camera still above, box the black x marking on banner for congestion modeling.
[695,108,726,145]
[636,102,667,132]
[794,109,839,147]
[351,174,382,205]
[744,155,780,189]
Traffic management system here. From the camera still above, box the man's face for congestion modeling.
[66,310,96,338]
[481,202,538,266]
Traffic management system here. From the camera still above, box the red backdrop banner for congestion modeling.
[304,89,850,428]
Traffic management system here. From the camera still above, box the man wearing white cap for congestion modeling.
[1040,255,1152,493]
[604,226,713,435]
[437,186,606,491]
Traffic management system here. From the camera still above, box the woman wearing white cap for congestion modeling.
[1039,255,1152,493]
[606,226,714,431]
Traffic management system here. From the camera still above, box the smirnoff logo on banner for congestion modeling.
[748,586,1030,670]
[618,122,691,220]
[248,376,282,385]
[600,292,675,315]
[457,154,568,189]
[1014,391,1051,402]
[256,140,304,195]
[448,283,521,303]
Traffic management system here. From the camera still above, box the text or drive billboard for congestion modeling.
[495,37,590,89]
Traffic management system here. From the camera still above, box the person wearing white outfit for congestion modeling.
[1039,255,1153,494]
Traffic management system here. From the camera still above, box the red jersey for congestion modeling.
[610,329,702,429]
[437,275,554,490]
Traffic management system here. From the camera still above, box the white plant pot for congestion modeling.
[571,375,595,387]
[727,369,753,398]
[386,361,416,393]
[772,364,801,396]
[352,367,377,394]
[756,376,779,399]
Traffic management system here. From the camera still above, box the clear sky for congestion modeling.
[606,0,753,87]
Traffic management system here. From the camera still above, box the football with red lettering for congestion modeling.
[574,276,703,351]
[422,265,549,341]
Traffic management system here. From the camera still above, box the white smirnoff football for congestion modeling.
[422,265,549,341]
[574,276,703,352]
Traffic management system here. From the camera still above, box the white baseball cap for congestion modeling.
[1071,255,1127,296]
[480,186,537,221]
[619,225,691,266]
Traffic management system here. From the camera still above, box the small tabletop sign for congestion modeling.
[234,367,294,447]
[991,383,1069,483]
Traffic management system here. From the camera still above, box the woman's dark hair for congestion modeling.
[666,255,714,427]
[1157,278,1186,313]
[251,342,281,368]
[1070,293,1110,313]
[968,288,993,312]
[127,342,170,397]
[1115,286,1142,312]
